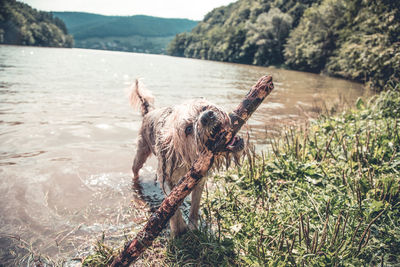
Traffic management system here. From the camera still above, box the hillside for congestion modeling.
[167,0,319,64]
[0,0,73,47]
[53,12,198,54]
[167,0,400,90]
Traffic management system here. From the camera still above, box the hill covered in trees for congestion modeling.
[53,12,198,54]
[167,0,399,90]
[0,0,73,47]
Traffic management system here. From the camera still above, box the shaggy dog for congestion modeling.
[130,79,244,236]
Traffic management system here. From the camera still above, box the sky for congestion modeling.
[19,0,237,20]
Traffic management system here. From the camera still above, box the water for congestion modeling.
[0,45,366,263]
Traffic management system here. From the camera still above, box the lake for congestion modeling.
[0,45,367,264]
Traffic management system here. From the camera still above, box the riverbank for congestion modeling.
[168,0,399,91]
[79,82,399,265]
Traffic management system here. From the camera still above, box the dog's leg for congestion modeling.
[170,208,188,237]
[155,162,188,237]
[188,177,206,230]
[132,135,151,180]
[163,177,188,237]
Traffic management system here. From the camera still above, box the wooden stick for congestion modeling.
[111,75,274,267]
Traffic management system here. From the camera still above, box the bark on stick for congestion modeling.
[111,75,274,267]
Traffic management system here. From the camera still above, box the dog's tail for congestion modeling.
[129,79,155,116]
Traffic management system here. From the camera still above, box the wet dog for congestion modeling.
[130,79,244,236]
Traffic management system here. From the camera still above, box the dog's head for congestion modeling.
[163,99,244,167]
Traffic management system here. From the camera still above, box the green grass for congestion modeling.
[81,82,400,266]
[191,83,400,266]
[165,228,237,266]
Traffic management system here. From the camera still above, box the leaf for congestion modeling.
[356,97,365,110]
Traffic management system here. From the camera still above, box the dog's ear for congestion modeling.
[172,123,197,167]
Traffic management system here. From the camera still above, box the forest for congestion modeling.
[53,12,198,40]
[0,0,73,48]
[167,0,399,90]
[53,12,198,54]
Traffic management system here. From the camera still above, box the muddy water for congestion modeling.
[0,45,366,263]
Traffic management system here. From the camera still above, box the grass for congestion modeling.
[165,228,237,266]
[81,234,115,266]
[80,82,400,266]
[0,234,61,266]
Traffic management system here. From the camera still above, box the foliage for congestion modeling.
[0,0,73,47]
[324,0,400,90]
[53,12,198,54]
[82,237,116,267]
[167,0,318,64]
[165,229,237,266]
[285,0,400,90]
[284,0,347,72]
[246,7,293,65]
[168,0,399,90]
[53,12,198,39]
[166,32,191,57]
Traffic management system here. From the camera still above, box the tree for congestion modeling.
[166,0,317,66]
[284,0,347,72]
[325,0,400,89]
[167,32,189,57]
[0,0,73,47]
[246,8,293,65]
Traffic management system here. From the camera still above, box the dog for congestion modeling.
[130,79,244,236]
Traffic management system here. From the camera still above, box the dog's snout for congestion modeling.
[201,110,215,126]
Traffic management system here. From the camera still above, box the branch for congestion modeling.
[111,75,274,266]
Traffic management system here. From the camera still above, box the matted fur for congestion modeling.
[129,79,155,116]
[162,99,231,167]
[130,79,244,236]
